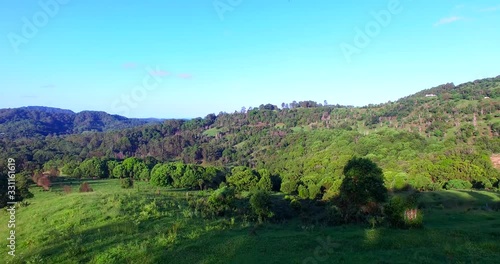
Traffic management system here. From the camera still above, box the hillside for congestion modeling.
[0,107,163,139]
[0,76,499,194]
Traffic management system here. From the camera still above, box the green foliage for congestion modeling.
[0,171,33,208]
[338,157,387,222]
[122,157,147,180]
[384,194,423,229]
[249,191,274,223]
[207,186,236,216]
[79,157,107,178]
[120,178,134,189]
[307,184,322,200]
[138,168,150,181]
[445,179,473,190]
[325,204,343,226]
[257,174,272,192]
[227,167,259,192]
[150,164,173,187]
[1,178,499,263]
[112,164,126,178]
[181,164,205,190]
[61,160,79,176]
[280,180,298,194]
[297,185,309,199]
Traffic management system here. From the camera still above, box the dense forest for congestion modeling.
[1,76,500,207]
[0,106,164,139]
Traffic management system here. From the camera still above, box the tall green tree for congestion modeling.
[338,157,387,222]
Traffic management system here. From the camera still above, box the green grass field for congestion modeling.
[1,180,500,264]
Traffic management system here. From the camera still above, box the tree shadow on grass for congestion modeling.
[420,190,500,210]
[455,190,500,210]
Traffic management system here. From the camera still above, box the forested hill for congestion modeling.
[1,75,499,193]
[0,107,163,138]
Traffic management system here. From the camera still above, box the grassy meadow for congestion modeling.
[1,179,500,264]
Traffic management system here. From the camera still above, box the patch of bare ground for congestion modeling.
[491,154,500,169]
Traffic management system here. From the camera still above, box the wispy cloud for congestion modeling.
[480,5,500,12]
[41,84,56,89]
[178,73,193,79]
[434,16,464,26]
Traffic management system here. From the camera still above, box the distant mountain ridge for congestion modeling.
[0,106,163,138]
[20,106,76,115]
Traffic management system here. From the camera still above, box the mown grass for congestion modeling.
[1,180,499,264]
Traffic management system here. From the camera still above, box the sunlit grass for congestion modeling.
[1,180,499,263]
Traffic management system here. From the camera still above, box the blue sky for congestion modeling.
[1,0,499,118]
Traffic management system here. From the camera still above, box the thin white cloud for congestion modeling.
[434,16,464,26]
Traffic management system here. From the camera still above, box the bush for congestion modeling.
[325,204,343,226]
[257,175,273,192]
[249,191,274,223]
[37,176,51,191]
[308,184,322,200]
[63,185,72,194]
[207,186,235,216]
[280,180,298,194]
[79,182,93,192]
[445,179,472,190]
[121,178,134,189]
[384,194,423,229]
[290,198,302,211]
[298,185,309,199]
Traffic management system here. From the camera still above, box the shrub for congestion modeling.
[308,184,322,200]
[207,186,235,216]
[384,194,423,229]
[79,182,93,192]
[325,204,343,226]
[257,174,273,192]
[37,176,51,191]
[63,185,72,194]
[249,191,274,223]
[280,180,298,194]
[121,178,134,189]
[298,185,309,199]
[445,179,472,190]
[227,167,259,192]
[290,198,302,211]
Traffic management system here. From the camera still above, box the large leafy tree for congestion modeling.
[79,157,107,178]
[338,157,387,222]
[150,164,172,187]
[227,166,259,192]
